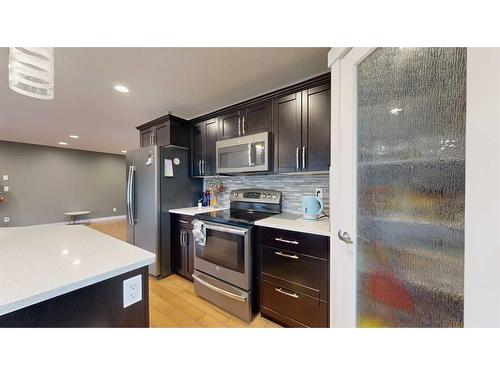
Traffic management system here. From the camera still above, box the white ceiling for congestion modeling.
[0,48,329,154]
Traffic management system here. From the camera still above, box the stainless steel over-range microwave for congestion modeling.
[216,131,270,174]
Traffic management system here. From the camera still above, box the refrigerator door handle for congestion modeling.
[127,166,136,226]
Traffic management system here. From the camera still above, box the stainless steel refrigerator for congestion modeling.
[126,145,202,278]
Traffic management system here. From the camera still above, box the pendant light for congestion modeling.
[8,47,54,100]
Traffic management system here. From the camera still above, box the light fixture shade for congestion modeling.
[8,47,54,100]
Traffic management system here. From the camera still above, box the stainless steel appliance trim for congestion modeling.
[302,146,306,170]
[203,222,248,236]
[274,251,299,260]
[275,287,299,299]
[275,237,299,245]
[337,230,353,244]
[193,274,247,302]
[296,147,300,170]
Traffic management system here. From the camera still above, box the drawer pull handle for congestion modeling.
[274,251,299,260]
[275,237,299,245]
[179,220,189,224]
[275,288,299,299]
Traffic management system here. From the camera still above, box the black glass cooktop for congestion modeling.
[195,209,277,227]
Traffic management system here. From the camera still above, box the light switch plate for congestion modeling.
[3,186,9,192]
[123,274,142,308]
[4,217,10,223]
[2,175,8,181]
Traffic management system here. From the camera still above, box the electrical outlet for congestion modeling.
[4,217,10,223]
[3,186,9,192]
[123,274,142,308]
[113,207,117,212]
[315,188,323,199]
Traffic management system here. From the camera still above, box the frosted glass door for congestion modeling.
[355,48,466,327]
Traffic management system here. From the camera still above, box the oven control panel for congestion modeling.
[230,189,282,205]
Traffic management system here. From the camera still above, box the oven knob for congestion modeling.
[262,194,267,198]
[234,193,238,197]
[272,195,277,199]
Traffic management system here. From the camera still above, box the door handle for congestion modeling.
[275,288,299,299]
[198,160,202,175]
[302,146,306,170]
[238,118,241,136]
[274,251,299,260]
[338,230,353,244]
[242,116,246,135]
[275,237,299,245]
[193,274,247,302]
[296,147,300,170]
[202,159,206,175]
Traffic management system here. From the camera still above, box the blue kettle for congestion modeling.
[302,195,324,221]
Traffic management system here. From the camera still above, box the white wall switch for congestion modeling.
[2,175,8,181]
[4,217,10,223]
[3,186,9,192]
[315,188,323,199]
[123,274,142,308]
[113,207,117,212]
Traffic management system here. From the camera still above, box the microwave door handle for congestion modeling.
[248,143,255,167]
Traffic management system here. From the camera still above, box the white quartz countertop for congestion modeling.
[169,206,228,216]
[0,225,155,316]
[255,214,331,237]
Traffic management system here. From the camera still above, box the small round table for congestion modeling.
[64,210,91,225]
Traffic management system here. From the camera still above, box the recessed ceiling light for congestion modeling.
[114,84,130,93]
[69,135,79,139]
[121,150,127,153]
[58,142,68,145]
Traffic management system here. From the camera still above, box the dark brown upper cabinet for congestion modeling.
[218,111,241,140]
[274,83,331,173]
[192,118,218,176]
[302,83,331,172]
[273,92,302,173]
[218,100,272,140]
[137,114,190,148]
[243,101,272,135]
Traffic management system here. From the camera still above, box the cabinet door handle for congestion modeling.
[274,251,299,260]
[198,160,202,175]
[242,116,246,135]
[238,118,241,136]
[302,146,306,170]
[275,288,299,299]
[180,230,184,246]
[202,159,206,175]
[296,147,300,170]
[275,237,299,245]
[179,220,189,224]
[338,230,353,244]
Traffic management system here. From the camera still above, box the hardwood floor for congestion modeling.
[88,219,281,328]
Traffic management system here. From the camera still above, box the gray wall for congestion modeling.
[0,141,126,227]
[204,174,330,214]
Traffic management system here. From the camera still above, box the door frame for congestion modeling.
[329,47,500,327]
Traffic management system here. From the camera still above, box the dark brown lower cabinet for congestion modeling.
[171,214,194,281]
[256,226,330,327]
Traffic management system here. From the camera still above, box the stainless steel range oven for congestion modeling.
[192,189,282,321]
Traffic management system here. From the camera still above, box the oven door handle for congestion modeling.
[193,274,247,302]
[202,222,248,236]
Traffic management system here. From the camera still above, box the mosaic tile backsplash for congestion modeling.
[203,174,330,214]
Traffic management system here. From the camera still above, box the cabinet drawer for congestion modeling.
[262,246,328,300]
[256,227,329,259]
[170,214,194,229]
[261,279,328,328]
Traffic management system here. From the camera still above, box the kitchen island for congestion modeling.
[0,224,155,327]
